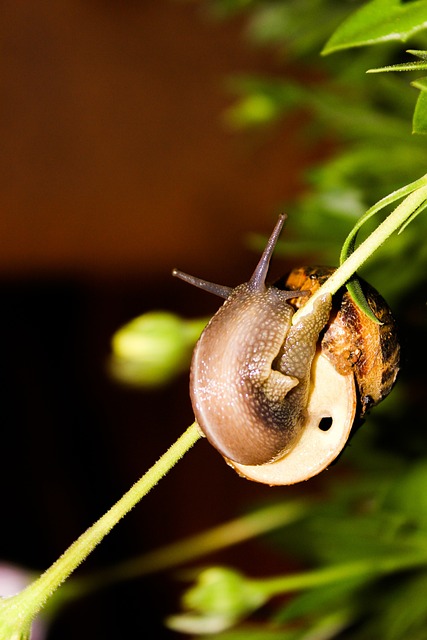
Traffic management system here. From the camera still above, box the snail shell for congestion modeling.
[173,218,400,485]
[281,266,400,418]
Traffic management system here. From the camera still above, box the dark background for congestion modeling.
[0,2,318,637]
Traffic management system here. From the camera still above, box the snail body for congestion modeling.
[188,230,332,466]
[173,216,399,484]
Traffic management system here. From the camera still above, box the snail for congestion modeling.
[173,216,400,485]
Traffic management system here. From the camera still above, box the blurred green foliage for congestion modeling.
[109,2,427,638]
[169,455,427,638]
[156,1,427,639]
[210,0,427,301]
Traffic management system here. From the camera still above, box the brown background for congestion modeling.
[0,2,317,638]
[0,0,316,279]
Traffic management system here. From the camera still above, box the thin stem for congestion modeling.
[4,422,201,627]
[254,552,427,597]
[340,172,427,260]
[59,500,309,602]
[292,184,427,324]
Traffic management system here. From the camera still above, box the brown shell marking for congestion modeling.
[281,266,400,417]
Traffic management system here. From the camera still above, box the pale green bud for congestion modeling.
[110,312,207,387]
[167,567,266,634]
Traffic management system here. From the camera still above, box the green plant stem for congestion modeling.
[254,552,427,597]
[0,422,201,635]
[292,184,427,324]
[3,182,427,638]
[58,500,309,603]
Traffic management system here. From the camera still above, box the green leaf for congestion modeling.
[368,48,427,73]
[346,276,382,324]
[361,49,427,134]
[397,197,427,231]
[368,61,427,73]
[323,0,427,55]
[337,172,427,316]
[413,84,427,132]
[412,75,427,91]
[408,48,427,60]
[339,173,427,265]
